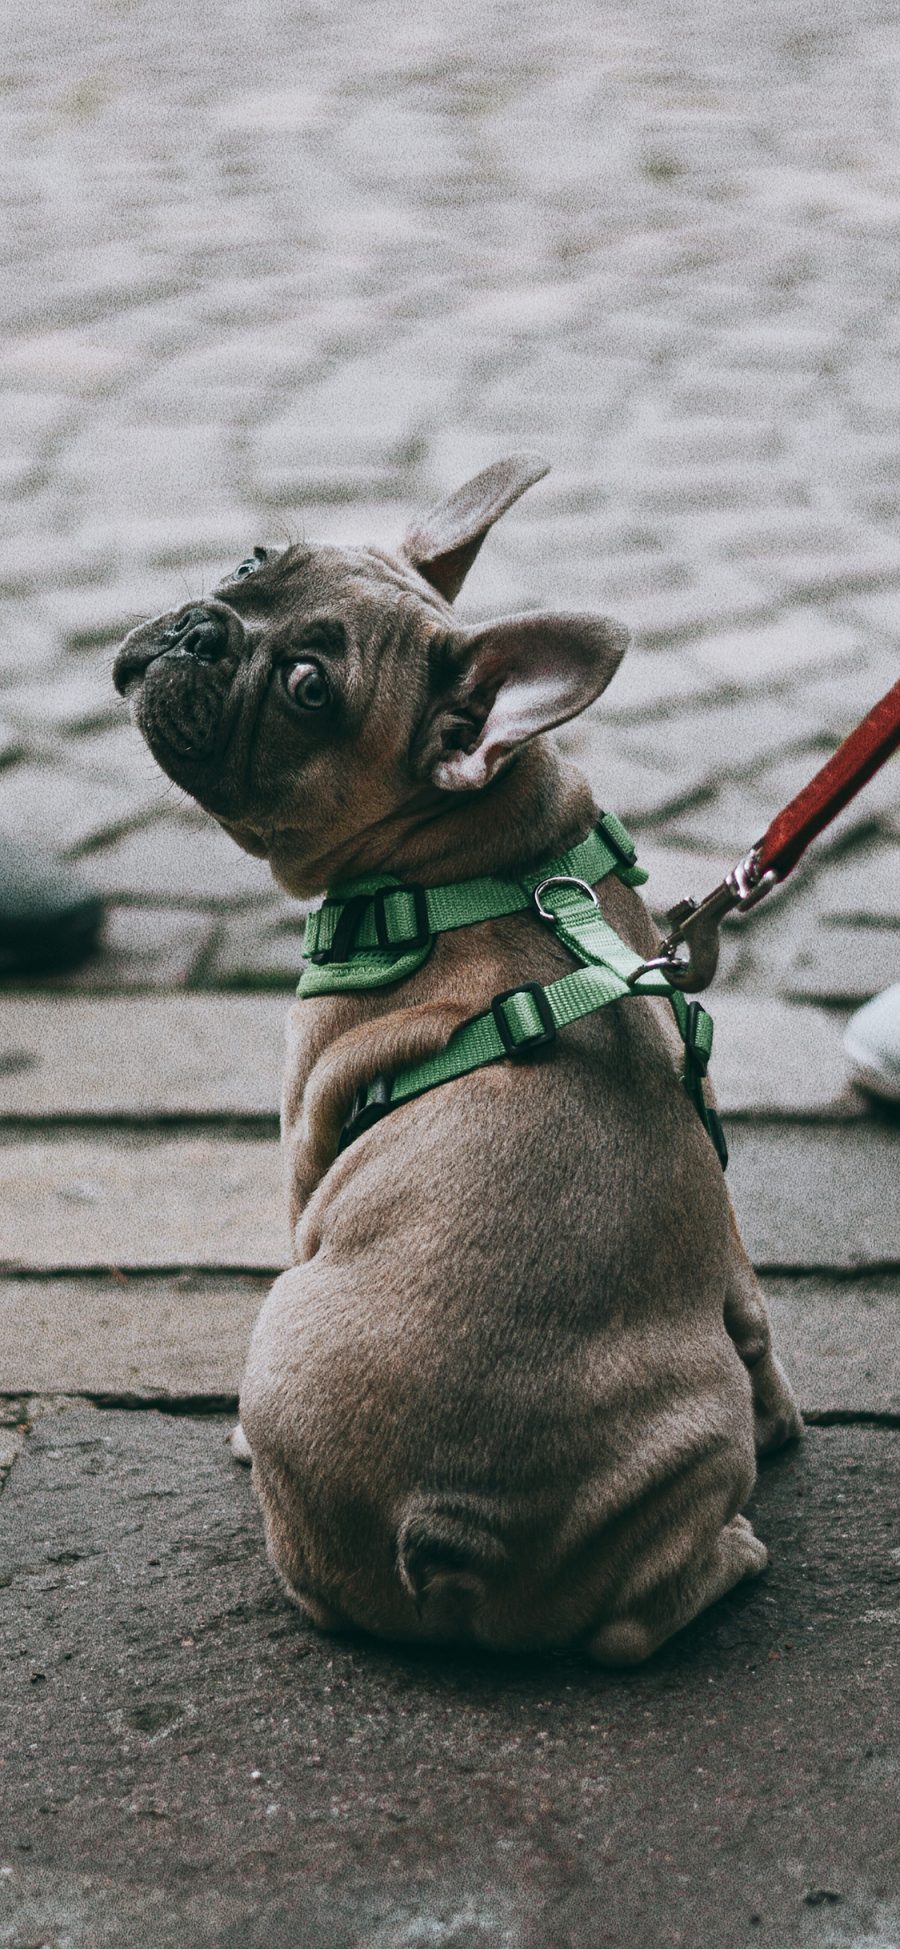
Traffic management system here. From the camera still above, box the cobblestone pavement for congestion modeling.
[1,5,900,1946]
[0,0,897,995]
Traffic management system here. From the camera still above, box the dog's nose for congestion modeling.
[160,607,230,661]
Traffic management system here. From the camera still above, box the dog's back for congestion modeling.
[241,889,760,1659]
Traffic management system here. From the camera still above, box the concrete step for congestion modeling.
[0,1271,267,1402]
[0,995,287,1120]
[1,1271,897,1415]
[0,994,866,1121]
[0,1133,285,1271]
[1,1122,897,1274]
[0,1409,896,1949]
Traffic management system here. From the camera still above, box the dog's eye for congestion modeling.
[234,547,269,579]
[283,660,330,711]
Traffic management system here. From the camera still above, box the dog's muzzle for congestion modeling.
[113,604,234,694]
[157,606,230,662]
[114,601,243,766]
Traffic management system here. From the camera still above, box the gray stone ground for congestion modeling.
[1,1411,898,1949]
[0,0,899,1944]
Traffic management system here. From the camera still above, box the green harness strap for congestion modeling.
[297,813,728,1171]
[298,811,647,996]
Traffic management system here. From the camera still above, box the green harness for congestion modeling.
[297,811,728,1170]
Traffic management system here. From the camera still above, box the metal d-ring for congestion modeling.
[532,875,601,923]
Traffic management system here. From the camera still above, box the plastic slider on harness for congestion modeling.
[308,883,431,965]
[338,1072,392,1152]
[306,892,372,965]
[372,883,430,952]
[490,983,556,1057]
[683,1000,711,1079]
[594,808,638,869]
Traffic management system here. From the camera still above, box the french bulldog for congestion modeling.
[113,456,802,1662]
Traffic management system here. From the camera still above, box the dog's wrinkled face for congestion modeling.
[113,456,629,893]
[114,538,451,864]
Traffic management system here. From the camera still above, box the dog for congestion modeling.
[113,456,802,1662]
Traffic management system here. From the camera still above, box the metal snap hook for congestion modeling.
[532,875,601,923]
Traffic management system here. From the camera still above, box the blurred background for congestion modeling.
[0,0,897,1002]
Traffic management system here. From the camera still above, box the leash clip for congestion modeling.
[631,846,779,994]
[650,674,900,993]
[727,850,778,912]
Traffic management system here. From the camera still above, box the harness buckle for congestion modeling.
[372,883,430,953]
[338,1073,392,1152]
[308,884,430,965]
[306,893,371,965]
[490,982,557,1057]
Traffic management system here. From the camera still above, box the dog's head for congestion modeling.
[113,457,628,892]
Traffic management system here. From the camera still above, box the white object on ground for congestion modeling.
[843,982,900,1101]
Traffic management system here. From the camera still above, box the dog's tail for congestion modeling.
[396,1495,510,1632]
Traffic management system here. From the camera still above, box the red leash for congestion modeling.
[757,677,900,879]
[642,677,900,992]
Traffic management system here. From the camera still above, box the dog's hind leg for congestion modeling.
[723,1218,803,1456]
[587,1513,768,1667]
[227,1423,252,1464]
[247,1440,348,1633]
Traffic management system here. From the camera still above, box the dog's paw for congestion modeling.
[227,1423,253,1464]
[729,1512,769,1575]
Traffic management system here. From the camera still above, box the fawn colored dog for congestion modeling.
[114,457,801,1661]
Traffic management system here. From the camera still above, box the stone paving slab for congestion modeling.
[0,1135,286,1272]
[0,723,22,768]
[0,760,156,857]
[725,1125,900,1270]
[782,922,900,1006]
[0,1410,897,1949]
[3,671,123,734]
[797,654,900,744]
[1,1124,898,1274]
[0,1427,24,1487]
[686,610,861,686]
[0,995,861,1121]
[82,815,281,904]
[555,728,703,825]
[671,997,860,1117]
[2,1271,897,1419]
[0,997,287,1119]
[49,904,219,993]
[0,1273,267,1401]
[667,762,898,860]
[767,1275,900,1422]
[813,838,900,923]
[202,909,310,989]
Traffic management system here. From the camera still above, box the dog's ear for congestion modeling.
[414,611,629,792]
[402,455,549,602]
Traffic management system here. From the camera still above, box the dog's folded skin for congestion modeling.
[114,456,802,1664]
